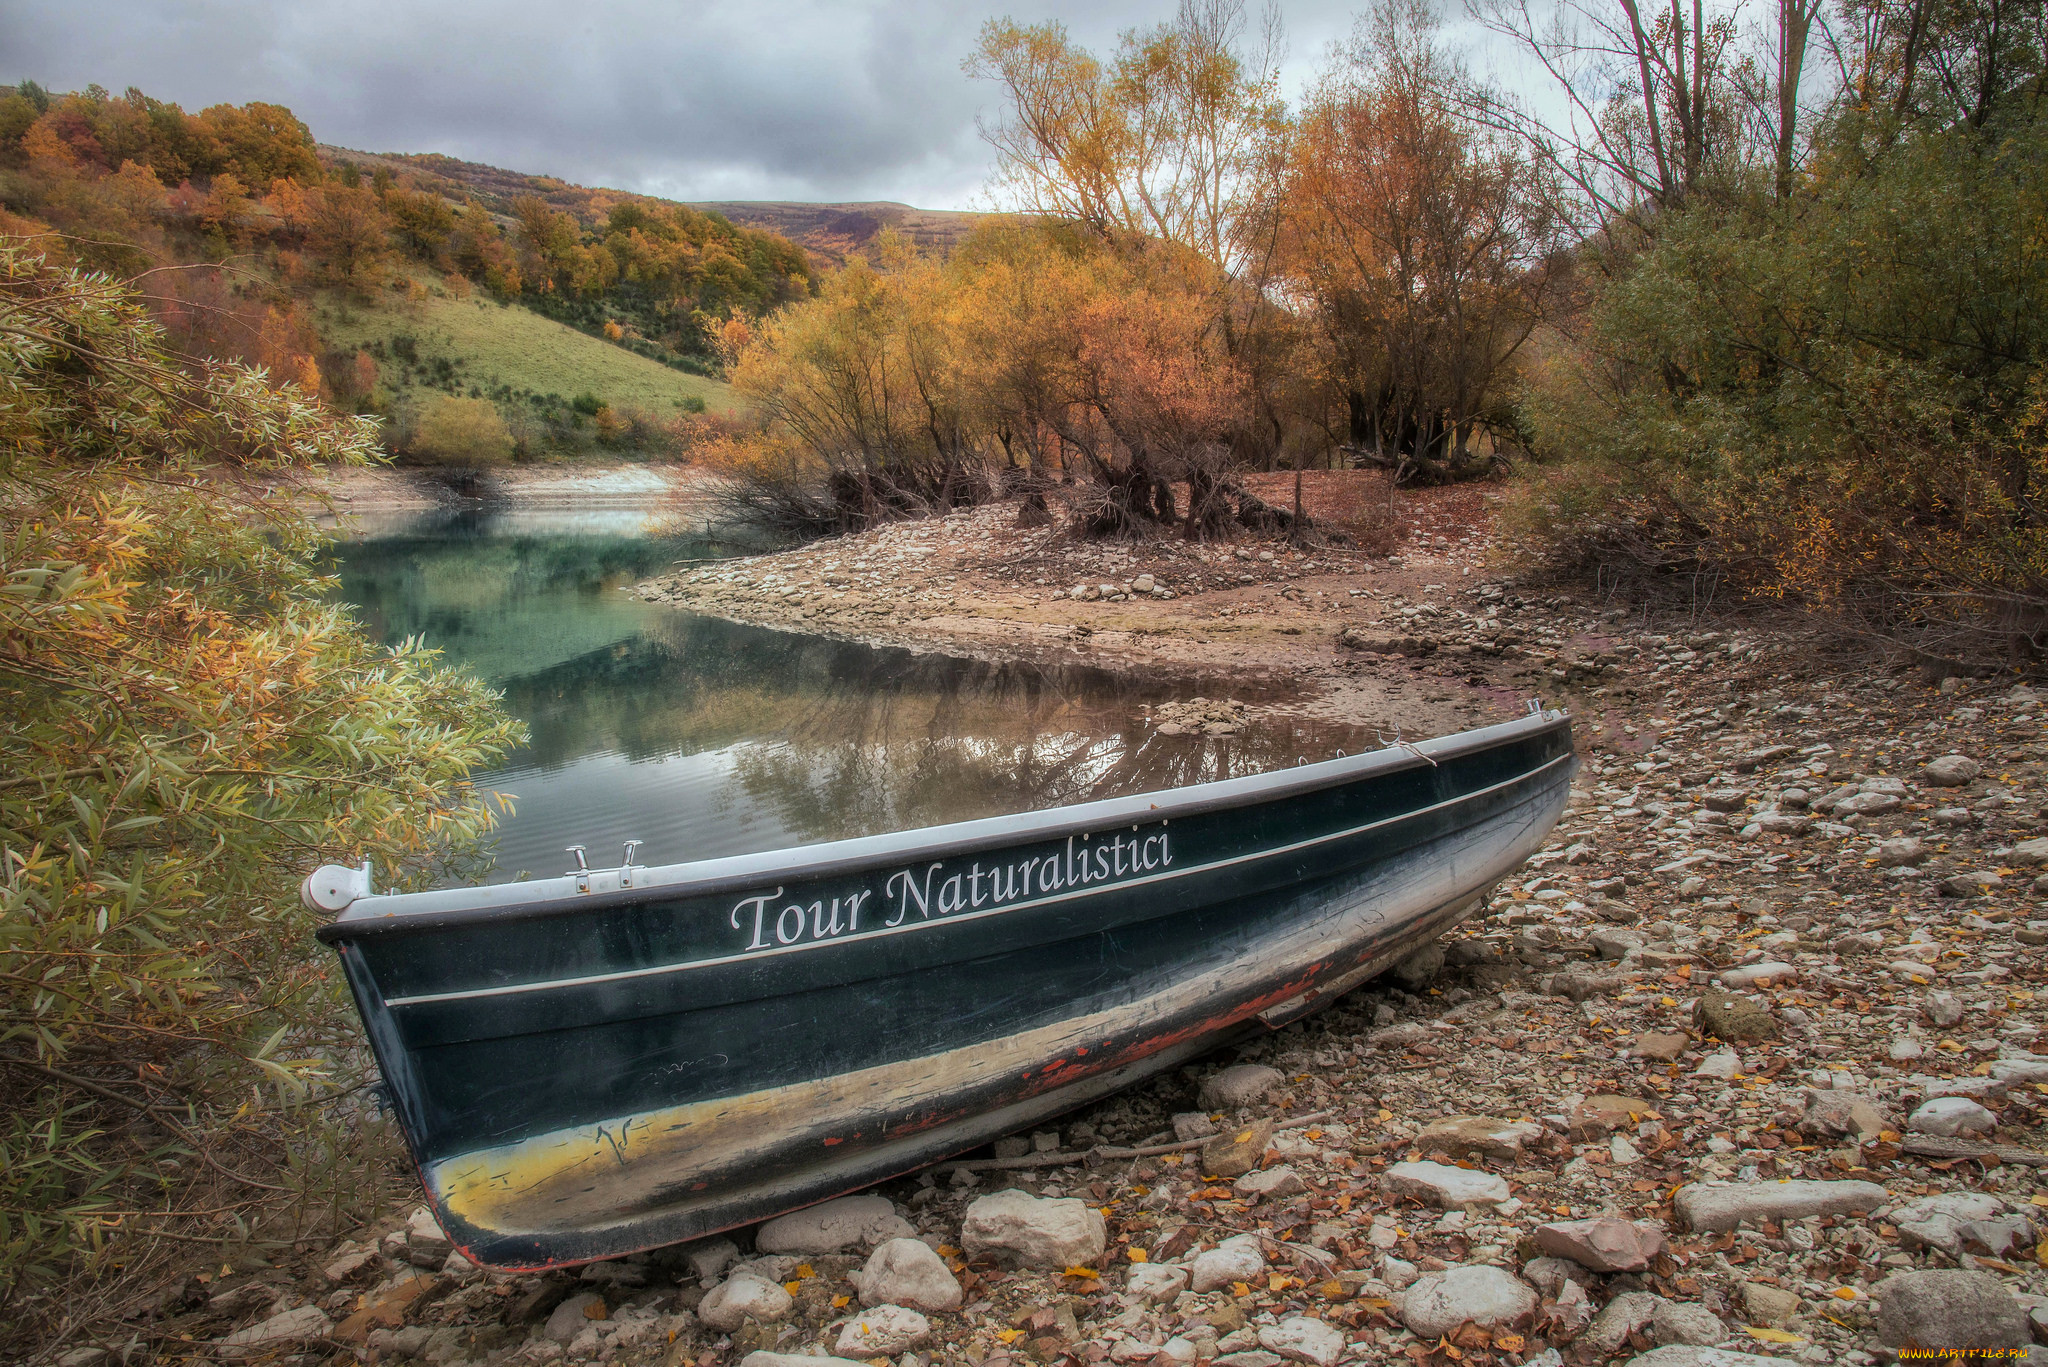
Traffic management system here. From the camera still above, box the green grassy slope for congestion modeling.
[315,285,737,417]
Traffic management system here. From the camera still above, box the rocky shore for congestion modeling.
[97,480,2048,1367]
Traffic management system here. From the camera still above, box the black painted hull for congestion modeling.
[316,711,1575,1268]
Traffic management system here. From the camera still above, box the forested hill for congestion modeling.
[320,146,983,266]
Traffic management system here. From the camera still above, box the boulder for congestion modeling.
[1874,1270,2029,1349]
[1198,1065,1284,1109]
[755,1194,914,1254]
[855,1238,962,1312]
[1674,1179,1888,1232]
[1381,1160,1510,1210]
[962,1189,1107,1269]
[1533,1217,1667,1273]
[1189,1234,1266,1293]
[835,1304,932,1357]
[698,1273,792,1332]
[1397,1266,1537,1338]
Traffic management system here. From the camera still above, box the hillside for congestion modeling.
[318,145,984,266]
[315,280,736,419]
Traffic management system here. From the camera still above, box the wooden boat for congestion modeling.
[309,704,1575,1269]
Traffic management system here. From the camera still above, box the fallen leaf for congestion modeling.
[1494,1333,1526,1353]
[795,1264,815,1279]
[1747,1327,1804,1345]
[833,1295,851,1309]
[997,1330,1026,1344]
[1127,1247,1149,1263]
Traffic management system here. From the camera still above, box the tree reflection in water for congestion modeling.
[330,515,1376,879]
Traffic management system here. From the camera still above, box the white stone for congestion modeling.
[698,1273,793,1331]
[1718,962,1796,989]
[1236,1166,1306,1200]
[1920,755,1983,787]
[1907,1096,1997,1137]
[963,1189,1107,1268]
[1694,1050,1741,1079]
[756,1194,915,1254]
[742,1354,870,1367]
[1398,1266,1537,1338]
[1189,1234,1266,1292]
[855,1238,961,1311]
[1156,1337,1198,1365]
[1126,1263,1191,1304]
[1382,1160,1510,1210]
[1674,1180,1889,1232]
[216,1304,331,1355]
[1991,1057,2048,1083]
[1257,1317,1346,1367]
[835,1304,931,1357]
[681,1235,739,1283]
[1619,1351,1798,1367]
[1199,1065,1284,1108]
[1652,1300,1726,1346]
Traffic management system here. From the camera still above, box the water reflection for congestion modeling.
[327,510,1377,881]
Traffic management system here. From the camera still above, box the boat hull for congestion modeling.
[318,711,1575,1268]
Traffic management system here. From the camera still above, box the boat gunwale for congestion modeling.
[318,707,1569,943]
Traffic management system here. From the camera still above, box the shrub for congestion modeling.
[409,394,514,465]
[0,241,522,1319]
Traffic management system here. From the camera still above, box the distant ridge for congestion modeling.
[318,146,984,266]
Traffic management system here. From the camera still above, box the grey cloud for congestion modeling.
[0,0,1365,208]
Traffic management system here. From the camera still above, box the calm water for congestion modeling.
[328,509,1380,882]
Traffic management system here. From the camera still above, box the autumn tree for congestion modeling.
[307,184,389,291]
[1282,0,1558,483]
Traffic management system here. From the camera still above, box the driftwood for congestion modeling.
[928,1109,1338,1175]
[1901,1135,2048,1167]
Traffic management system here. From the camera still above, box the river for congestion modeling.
[327,508,1378,882]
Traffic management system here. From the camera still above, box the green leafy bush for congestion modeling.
[0,242,523,1315]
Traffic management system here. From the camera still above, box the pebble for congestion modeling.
[1581,1289,1663,1355]
[961,1189,1106,1268]
[1397,1265,1538,1337]
[1694,993,1779,1041]
[741,1354,870,1367]
[1619,1351,1799,1367]
[1234,1165,1306,1200]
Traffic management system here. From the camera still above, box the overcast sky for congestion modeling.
[1,0,1406,210]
